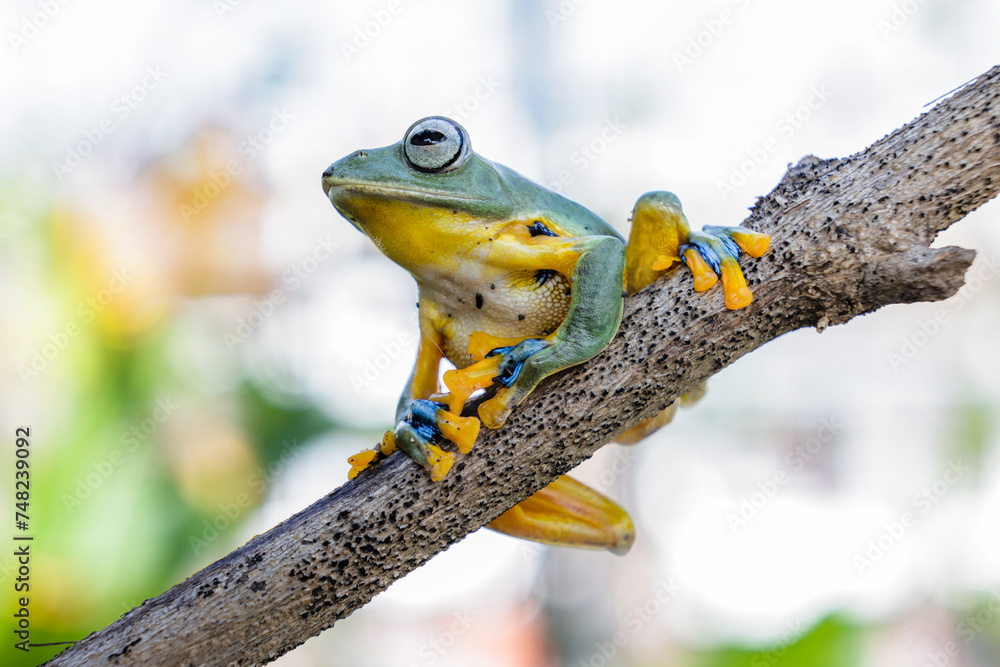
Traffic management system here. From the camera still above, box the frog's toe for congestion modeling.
[345,428,405,480]
[707,225,771,258]
[437,409,480,454]
[467,331,529,363]
[425,444,455,482]
[443,355,504,415]
[680,246,719,292]
[478,388,519,430]
[347,448,380,480]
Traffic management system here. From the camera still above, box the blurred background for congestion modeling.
[1,1,999,665]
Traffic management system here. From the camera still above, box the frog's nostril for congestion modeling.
[322,164,336,179]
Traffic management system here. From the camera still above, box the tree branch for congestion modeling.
[46,66,1000,666]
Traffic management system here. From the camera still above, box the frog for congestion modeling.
[322,116,769,555]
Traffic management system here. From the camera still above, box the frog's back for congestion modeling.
[490,161,624,241]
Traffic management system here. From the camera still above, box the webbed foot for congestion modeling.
[347,399,479,482]
[487,475,635,555]
[684,226,770,309]
[444,337,551,429]
[625,191,770,308]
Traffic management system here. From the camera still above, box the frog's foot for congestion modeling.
[487,475,635,555]
[682,225,770,309]
[388,399,480,481]
[444,338,551,429]
[624,192,769,308]
[441,332,534,417]
[346,430,399,480]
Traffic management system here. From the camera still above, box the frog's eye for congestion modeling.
[403,117,471,173]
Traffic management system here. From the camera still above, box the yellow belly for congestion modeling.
[423,269,572,368]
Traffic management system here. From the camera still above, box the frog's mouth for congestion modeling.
[323,179,487,206]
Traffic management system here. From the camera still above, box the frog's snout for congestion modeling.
[321,163,339,197]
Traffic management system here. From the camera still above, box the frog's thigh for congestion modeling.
[487,475,634,554]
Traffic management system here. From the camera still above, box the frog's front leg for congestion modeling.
[348,309,479,482]
[446,234,626,429]
[623,191,770,306]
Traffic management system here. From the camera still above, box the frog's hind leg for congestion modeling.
[487,475,635,555]
[624,192,769,308]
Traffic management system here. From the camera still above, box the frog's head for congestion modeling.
[323,117,614,269]
[322,116,526,232]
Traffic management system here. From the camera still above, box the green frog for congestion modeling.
[322,116,769,554]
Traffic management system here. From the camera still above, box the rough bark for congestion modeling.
[45,66,1000,666]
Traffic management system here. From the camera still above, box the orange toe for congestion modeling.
[443,356,503,414]
[467,331,526,362]
[426,444,455,482]
[730,230,770,258]
[347,449,378,480]
[720,260,753,309]
[683,248,719,291]
[438,411,480,454]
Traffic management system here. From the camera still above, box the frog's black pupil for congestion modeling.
[411,130,447,146]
